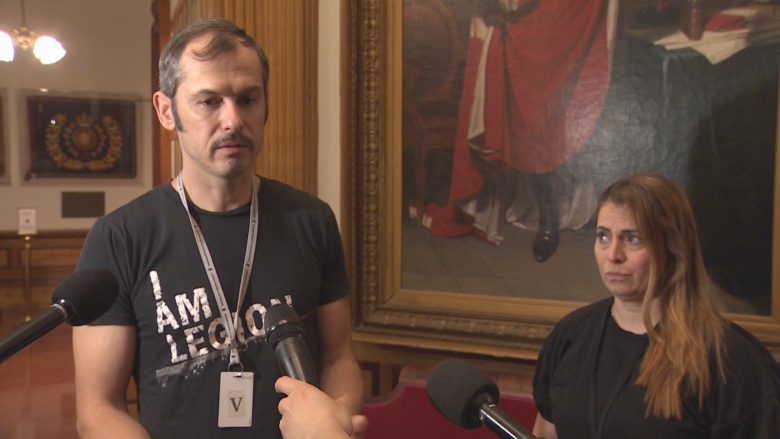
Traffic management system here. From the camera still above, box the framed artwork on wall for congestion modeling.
[22,91,138,180]
[347,0,780,358]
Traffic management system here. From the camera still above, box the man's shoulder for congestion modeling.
[94,183,177,230]
[260,177,331,212]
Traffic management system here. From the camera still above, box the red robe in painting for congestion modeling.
[448,0,610,203]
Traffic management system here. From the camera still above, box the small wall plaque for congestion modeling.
[62,192,105,218]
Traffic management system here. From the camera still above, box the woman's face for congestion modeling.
[594,202,651,303]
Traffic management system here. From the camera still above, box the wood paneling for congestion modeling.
[152,0,173,187]
[0,232,86,310]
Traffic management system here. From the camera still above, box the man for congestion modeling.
[73,18,362,438]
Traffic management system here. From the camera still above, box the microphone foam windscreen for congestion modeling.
[51,267,119,326]
[263,303,306,349]
[426,359,500,429]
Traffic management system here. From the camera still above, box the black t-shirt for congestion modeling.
[78,177,351,438]
[534,298,780,439]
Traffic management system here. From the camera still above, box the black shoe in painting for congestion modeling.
[532,228,559,263]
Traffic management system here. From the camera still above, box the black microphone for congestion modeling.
[426,359,538,439]
[263,302,319,386]
[0,267,119,365]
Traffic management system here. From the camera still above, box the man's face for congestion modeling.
[155,34,267,181]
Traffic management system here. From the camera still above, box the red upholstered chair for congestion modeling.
[362,363,538,439]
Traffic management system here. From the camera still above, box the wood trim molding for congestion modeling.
[151,0,173,186]
[0,231,87,310]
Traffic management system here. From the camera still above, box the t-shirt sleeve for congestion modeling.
[77,217,136,325]
[317,205,351,305]
[533,317,568,423]
[710,323,780,439]
[532,302,607,425]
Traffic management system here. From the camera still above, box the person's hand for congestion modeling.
[350,413,369,439]
[275,376,353,439]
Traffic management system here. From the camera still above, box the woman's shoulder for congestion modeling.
[722,322,780,378]
[556,297,612,329]
[543,298,613,346]
[706,322,780,437]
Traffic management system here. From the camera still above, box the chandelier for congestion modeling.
[0,0,66,65]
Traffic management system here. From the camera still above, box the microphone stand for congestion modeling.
[17,235,32,326]
[479,402,536,439]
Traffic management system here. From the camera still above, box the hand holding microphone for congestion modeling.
[426,359,538,439]
[275,376,353,439]
[0,267,119,364]
[266,304,367,438]
[263,302,319,386]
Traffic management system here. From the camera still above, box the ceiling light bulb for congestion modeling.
[33,35,66,64]
[0,32,14,62]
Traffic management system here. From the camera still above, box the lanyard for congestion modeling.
[176,173,259,370]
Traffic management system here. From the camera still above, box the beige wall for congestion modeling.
[0,1,343,231]
[317,0,342,217]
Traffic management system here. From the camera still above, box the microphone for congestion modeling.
[0,267,119,365]
[426,359,538,439]
[263,302,319,386]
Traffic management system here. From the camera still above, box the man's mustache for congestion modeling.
[211,131,254,149]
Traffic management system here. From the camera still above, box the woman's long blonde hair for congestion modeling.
[596,173,725,419]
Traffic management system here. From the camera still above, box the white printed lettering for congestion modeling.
[149,271,163,301]
[184,325,209,358]
[245,304,266,337]
[209,317,228,350]
[166,333,187,363]
[175,288,212,325]
[157,301,180,333]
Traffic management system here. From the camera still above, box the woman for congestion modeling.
[532,173,780,438]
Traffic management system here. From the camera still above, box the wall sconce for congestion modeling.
[0,0,66,65]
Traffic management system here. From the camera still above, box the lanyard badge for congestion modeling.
[176,173,259,428]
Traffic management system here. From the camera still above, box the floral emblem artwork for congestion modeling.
[45,111,123,172]
[27,94,136,178]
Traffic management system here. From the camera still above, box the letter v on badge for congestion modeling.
[218,371,254,427]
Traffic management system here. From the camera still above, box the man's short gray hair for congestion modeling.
[158,18,270,99]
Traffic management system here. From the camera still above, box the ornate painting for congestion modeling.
[26,94,137,179]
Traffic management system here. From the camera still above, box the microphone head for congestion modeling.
[426,359,500,429]
[263,302,306,349]
[51,267,119,326]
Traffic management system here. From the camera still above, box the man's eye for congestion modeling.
[200,98,220,106]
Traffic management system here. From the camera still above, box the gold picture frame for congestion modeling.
[347,0,780,359]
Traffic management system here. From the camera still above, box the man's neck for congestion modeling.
[174,172,256,212]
